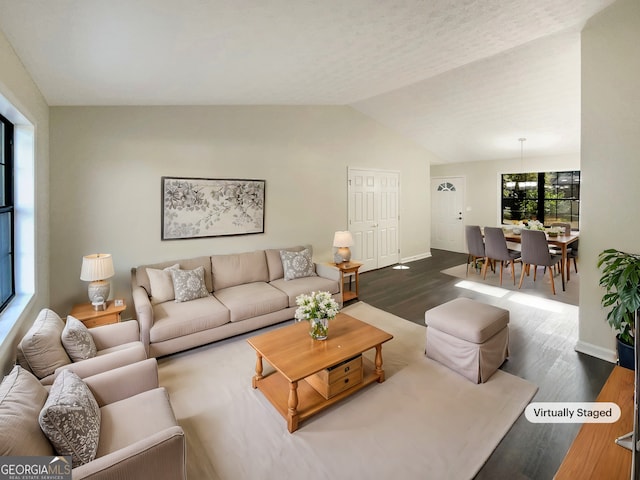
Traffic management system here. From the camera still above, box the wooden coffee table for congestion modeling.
[247,313,393,433]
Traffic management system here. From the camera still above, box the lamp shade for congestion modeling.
[80,254,115,281]
[333,231,354,248]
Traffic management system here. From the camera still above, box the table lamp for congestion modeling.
[80,253,114,310]
[333,231,354,263]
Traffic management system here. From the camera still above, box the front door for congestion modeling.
[431,177,465,252]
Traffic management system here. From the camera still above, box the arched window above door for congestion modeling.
[437,182,456,192]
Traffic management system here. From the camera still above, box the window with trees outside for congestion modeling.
[501,170,580,230]
[0,113,14,311]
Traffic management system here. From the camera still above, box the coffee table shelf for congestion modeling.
[255,357,380,423]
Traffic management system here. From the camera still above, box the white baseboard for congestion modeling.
[574,340,617,364]
[400,252,432,264]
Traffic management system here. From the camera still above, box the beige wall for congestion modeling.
[49,106,434,318]
[431,154,580,232]
[0,29,50,374]
[578,0,640,361]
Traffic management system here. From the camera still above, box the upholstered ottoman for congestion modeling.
[425,298,509,383]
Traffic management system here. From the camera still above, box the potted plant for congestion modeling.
[597,248,640,369]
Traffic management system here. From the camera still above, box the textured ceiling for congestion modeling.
[0,0,616,163]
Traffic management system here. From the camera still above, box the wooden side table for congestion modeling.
[69,300,126,328]
[334,261,363,303]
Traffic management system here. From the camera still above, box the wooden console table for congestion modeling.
[555,366,633,479]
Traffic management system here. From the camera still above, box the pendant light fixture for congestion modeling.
[519,137,526,172]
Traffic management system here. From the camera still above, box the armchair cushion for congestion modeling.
[48,342,147,386]
[61,316,97,361]
[96,387,176,457]
[0,365,54,457]
[39,370,101,467]
[19,308,71,378]
[280,248,317,281]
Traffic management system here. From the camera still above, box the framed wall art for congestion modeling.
[161,177,265,240]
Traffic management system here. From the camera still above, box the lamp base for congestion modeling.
[336,247,351,263]
[88,280,110,308]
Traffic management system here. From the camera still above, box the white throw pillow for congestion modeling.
[280,248,317,281]
[147,264,180,304]
[61,316,97,362]
[171,266,211,303]
[39,370,101,467]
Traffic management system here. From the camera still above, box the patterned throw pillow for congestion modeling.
[39,370,101,467]
[147,264,180,304]
[280,248,317,281]
[61,316,97,362]
[171,266,211,303]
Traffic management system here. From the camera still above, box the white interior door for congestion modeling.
[348,168,400,272]
[431,177,465,252]
[376,172,399,269]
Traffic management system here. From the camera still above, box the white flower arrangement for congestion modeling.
[294,291,340,322]
[523,220,545,231]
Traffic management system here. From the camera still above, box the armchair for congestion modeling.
[0,359,186,480]
[16,308,146,385]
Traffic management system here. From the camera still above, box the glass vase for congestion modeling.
[309,317,329,340]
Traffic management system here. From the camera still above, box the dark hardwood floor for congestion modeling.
[352,249,615,480]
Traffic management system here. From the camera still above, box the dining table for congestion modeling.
[503,230,579,285]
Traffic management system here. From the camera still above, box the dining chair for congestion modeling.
[551,222,578,273]
[465,225,486,275]
[482,227,521,285]
[518,229,565,294]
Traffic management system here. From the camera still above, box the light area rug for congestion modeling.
[442,263,579,306]
[157,302,538,480]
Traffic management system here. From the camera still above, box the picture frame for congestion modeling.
[161,177,265,240]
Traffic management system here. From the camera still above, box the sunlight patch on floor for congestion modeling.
[508,292,574,314]
[454,280,510,298]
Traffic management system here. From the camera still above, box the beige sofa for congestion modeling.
[131,246,341,357]
[0,358,186,479]
[16,308,147,386]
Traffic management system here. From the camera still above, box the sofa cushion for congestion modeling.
[147,263,180,304]
[280,248,317,281]
[19,308,71,379]
[214,282,288,322]
[39,370,101,467]
[211,250,269,291]
[0,365,54,457]
[265,245,306,281]
[171,266,211,302]
[270,276,341,307]
[61,316,98,362]
[150,296,230,343]
[135,256,212,296]
[97,387,177,458]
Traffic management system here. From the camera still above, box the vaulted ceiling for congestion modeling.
[0,0,616,163]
